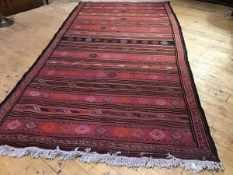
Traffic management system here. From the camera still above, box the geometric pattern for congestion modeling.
[0,2,220,164]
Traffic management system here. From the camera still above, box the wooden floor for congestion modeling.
[0,0,232,174]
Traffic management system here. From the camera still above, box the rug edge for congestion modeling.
[0,2,81,123]
[166,2,221,163]
[0,145,224,173]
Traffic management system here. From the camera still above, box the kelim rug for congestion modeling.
[0,1,223,172]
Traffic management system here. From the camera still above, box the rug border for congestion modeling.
[0,0,220,166]
[167,2,220,162]
[0,2,81,122]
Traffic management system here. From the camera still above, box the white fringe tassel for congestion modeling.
[0,145,223,173]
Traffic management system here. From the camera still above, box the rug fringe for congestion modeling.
[0,145,223,173]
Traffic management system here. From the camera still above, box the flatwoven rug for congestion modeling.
[0,0,223,172]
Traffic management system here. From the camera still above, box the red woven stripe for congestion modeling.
[0,2,220,163]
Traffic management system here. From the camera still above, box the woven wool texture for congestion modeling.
[0,2,222,172]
